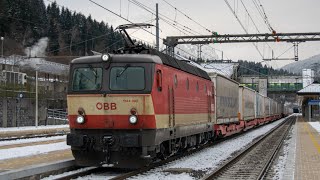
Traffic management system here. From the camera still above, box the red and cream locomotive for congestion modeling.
[66,24,289,169]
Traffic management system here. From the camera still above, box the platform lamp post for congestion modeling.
[251,78,255,90]
[1,37,4,69]
[35,64,41,127]
[1,36,3,57]
[35,68,38,127]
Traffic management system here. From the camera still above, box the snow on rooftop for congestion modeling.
[298,83,320,94]
[174,54,236,78]
[0,55,69,75]
[200,63,235,78]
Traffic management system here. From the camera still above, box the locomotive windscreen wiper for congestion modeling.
[88,65,98,82]
[117,64,130,78]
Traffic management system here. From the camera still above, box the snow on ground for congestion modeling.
[0,135,66,146]
[128,115,293,180]
[41,167,96,180]
[0,125,69,132]
[74,172,123,180]
[272,117,297,180]
[308,121,320,133]
[0,142,69,160]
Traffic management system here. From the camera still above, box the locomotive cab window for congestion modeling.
[110,66,145,90]
[72,67,102,91]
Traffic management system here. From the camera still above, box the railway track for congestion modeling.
[49,129,239,179]
[12,116,293,180]
[202,116,295,180]
[55,116,294,180]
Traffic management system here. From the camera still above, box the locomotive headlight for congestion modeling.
[76,115,85,124]
[101,54,110,61]
[129,115,138,124]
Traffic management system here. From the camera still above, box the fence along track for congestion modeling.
[203,116,295,180]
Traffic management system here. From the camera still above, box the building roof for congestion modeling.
[297,83,320,95]
[71,51,211,81]
[200,63,236,79]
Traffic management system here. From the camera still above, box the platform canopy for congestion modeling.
[297,83,320,96]
[297,83,320,121]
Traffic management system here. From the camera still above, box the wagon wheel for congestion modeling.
[157,143,168,160]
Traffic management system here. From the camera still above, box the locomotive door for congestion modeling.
[168,86,175,128]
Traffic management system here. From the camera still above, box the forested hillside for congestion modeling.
[0,0,124,57]
[237,60,296,76]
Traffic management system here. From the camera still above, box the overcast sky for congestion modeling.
[45,0,320,68]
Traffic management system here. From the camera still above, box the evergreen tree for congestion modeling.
[0,0,125,58]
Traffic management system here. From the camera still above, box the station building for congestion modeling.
[297,83,320,121]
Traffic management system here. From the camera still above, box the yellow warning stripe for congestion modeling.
[304,123,320,153]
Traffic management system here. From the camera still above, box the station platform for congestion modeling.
[0,150,73,172]
[0,125,72,172]
[295,116,320,179]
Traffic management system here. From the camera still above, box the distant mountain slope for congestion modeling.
[281,54,320,75]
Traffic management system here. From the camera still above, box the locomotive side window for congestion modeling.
[72,67,102,91]
[196,81,199,92]
[110,66,145,90]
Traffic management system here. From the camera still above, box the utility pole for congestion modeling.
[294,42,299,61]
[156,3,160,51]
[1,37,3,58]
[35,68,38,127]
[197,44,204,61]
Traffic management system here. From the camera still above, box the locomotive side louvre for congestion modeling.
[208,73,239,124]
[239,86,256,121]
